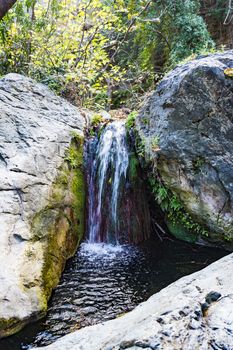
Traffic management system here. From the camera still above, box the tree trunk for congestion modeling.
[0,0,17,20]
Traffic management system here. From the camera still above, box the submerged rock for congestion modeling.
[136,51,233,247]
[0,74,87,337]
[32,253,233,350]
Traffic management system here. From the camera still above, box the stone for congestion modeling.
[0,74,87,337]
[136,50,233,247]
[32,253,233,350]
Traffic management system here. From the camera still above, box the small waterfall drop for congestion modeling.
[85,119,151,245]
[86,121,129,244]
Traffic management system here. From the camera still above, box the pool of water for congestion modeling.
[0,237,227,350]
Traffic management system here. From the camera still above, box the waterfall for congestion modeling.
[86,121,128,243]
[85,120,150,245]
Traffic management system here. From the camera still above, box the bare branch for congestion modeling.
[92,0,153,83]
[224,0,233,25]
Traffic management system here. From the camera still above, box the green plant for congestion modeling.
[0,0,216,109]
[141,117,149,125]
[91,114,103,127]
[65,138,83,169]
[192,156,205,172]
[135,135,146,158]
[128,152,139,181]
[151,136,160,151]
[70,131,83,142]
[149,176,209,237]
[125,111,138,130]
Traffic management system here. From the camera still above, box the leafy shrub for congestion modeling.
[125,111,138,130]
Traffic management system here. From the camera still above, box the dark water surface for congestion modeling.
[0,238,227,350]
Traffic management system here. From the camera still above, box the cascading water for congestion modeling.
[86,121,129,243]
[85,120,150,244]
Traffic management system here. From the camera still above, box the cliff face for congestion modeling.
[0,74,87,337]
[136,51,233,247]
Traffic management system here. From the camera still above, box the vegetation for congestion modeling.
[149,177,209,239]
[91,114,104,127]
[0,0,220,109]
[125,111,138,129]
[128,152,139,182]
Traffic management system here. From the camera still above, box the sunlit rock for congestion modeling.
[0,74,87,337]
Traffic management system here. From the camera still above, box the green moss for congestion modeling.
[91,114,103,127]
[166,219,198,243]
[88,114,107,138]
[128,152,139,182]
[0,317,23,338]
[66,136,85,244]
[65,136,83,169]
[71,167,85,246]
[31,135,85,303]
[70,130,83,142]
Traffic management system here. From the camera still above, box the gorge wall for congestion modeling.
[0,74,87,337]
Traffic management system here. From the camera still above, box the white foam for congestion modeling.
[79,242,138,262]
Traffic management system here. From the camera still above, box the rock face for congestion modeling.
[136,51,233,247]
[0,74,87,337]
[33,253,233,350]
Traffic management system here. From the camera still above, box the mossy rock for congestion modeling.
[128,152,139,182]
[166,217,198,243]
[31,135,86,305]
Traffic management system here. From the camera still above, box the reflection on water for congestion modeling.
[0,238,227,350]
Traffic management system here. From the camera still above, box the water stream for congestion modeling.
[0,121,228,350]
[0,238,226,350]
[86,121,129,243]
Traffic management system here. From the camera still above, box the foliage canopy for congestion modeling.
[0,0,214,108]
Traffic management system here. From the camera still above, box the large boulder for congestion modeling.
[136,51,233,247]
[0,74,87,337]
[33,253,233,350]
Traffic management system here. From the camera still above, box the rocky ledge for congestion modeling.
[136,51,233,247]
[0,74,87,337]
[33,252,233,350]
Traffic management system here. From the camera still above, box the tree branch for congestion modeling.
[224,0,233,25]
[91,0,152,83]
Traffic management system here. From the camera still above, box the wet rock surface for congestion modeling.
[136,51,233,246]
[32,253,233,350]
[0,74,87,337]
